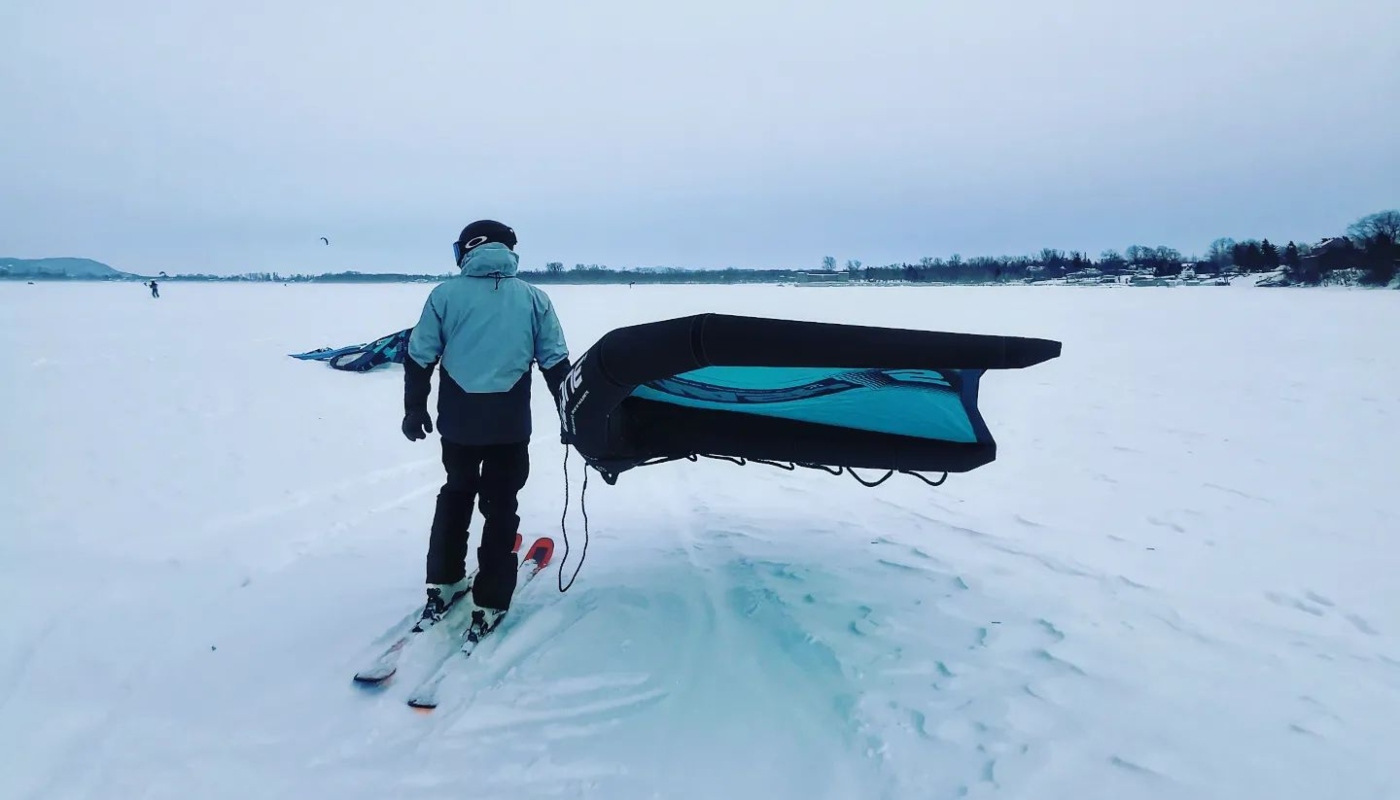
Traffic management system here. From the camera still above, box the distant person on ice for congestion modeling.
[400,219,571,627]
[147,280,159,298]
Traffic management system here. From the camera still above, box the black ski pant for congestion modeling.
[426,439,528,608]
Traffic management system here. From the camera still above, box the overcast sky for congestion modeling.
[2,0,1396,275]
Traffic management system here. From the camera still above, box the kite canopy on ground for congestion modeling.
[289,328,411,372]
[558,313,1062,485]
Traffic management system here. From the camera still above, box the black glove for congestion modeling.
[541,357,573,446]
[402,408,433,441]
[542,357,571,405]
[402,355,436,441]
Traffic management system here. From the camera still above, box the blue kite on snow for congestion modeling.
[289,328,413,372]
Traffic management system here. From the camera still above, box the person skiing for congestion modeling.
[147,280,159,298]
[401,219,571,629]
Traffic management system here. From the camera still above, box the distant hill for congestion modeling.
[0,257,131,279]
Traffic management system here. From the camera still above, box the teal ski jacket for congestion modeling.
[404,243,571,445]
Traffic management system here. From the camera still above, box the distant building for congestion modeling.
[1300,236,1356,279]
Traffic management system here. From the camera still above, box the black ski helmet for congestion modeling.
[454,219,517,264]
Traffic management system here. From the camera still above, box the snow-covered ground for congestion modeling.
[2,281,1397,800]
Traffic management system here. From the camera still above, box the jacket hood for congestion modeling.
[458,242,520,278]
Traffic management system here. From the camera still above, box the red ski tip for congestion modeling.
[513,532,523,552]
[525,536,554,568]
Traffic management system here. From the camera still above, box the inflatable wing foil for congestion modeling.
[558,313,1061,484]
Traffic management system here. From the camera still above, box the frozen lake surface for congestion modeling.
[1,281,1396,799]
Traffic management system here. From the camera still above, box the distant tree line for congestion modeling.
[131,266,810,284]
[513,209,1397,288]
[518,262,803,284]
[824,209,1396,287]
[1193,210,1398,286]
[16,209,1393,288]
[139,271,442,283]
[1292,210,1398,286]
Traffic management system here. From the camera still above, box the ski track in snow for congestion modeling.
[2,282,1399,799]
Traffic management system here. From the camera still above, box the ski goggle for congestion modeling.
[453,235,492,265]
